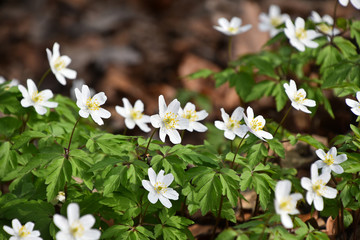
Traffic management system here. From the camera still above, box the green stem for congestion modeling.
[37,68,51,88]
[65,117,81,159]
[331,0,339,40]
[230,132,248,169]
[273,106,292,138]
[181,130,185,141]
[123,126,127,135]
[144,128,158,157]
[139,202,150,225]
[228,36,233,62]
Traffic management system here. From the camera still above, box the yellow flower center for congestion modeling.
[270,17,282,27]
[295,28,307,40]
[31,91,43,103]
[294,91,305,104]
[183,110,198,122]
[130,109,143,120]
[86,97,100,111]
[54,57,66,71]
[226,118,240,130]
[70,220,85,238]
[279,197,293,212]
[154,182,167,194]
[318,23,332,34]
[324,153,334,166]
[163,112,179,129]
[19,225,30,237]
[250,118,264,132]
[228,27,238,33]
[312,180,325,196]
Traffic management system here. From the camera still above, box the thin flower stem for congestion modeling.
[228,36,233,62]
[181,130,185,141]
[230,132,248,169]
[37,68,51,88]
[211,195,224,240]
[144,128,158,157]
[273,106,292,137]
[331,0,339,41]
[139,202,150,226]
[123,126,127,135]
[65,116,81,159]
[230,140,233,153]
[20,113,30,133]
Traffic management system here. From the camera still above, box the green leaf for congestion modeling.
[11,130,47,149]
[350,20,360,47]
[0,117,22,137]
[219,168,240,206]
[247,143,267,167]
[213,68,235,87]
[44,157,72,202]
[333,36,357,57]
[267,139,285,158]
[297,135,325,149]
[245,80,276,102]
[231,71,255,101]
[186,69,213,79]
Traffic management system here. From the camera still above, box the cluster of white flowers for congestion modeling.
[215,106,273,141]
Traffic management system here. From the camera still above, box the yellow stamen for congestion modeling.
[86,97,100,111]
[295,28,307,40]
[324,153,334,166]
[130,109,143,120]
[19,226,30,237]
[154,182,167,194]
[54,57,66,71]
[250,118,264,132]
[294,91,305,104]
[318,23,332,34]
[279,197,294,212]
[163,112,179,129]
[182,110,198,122]
[312,180,325,196]
[31,91,43,103]
[271,17,281,27]
[228,27,238,33]
[226,118,240,130]
[70,221,85,237]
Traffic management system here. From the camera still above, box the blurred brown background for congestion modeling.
[0,0,358,138]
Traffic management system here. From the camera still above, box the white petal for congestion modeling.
[134,99,144,112]
[56,231,72,240]
[115,106,127,118]
[137,121,151,132]
[275,180,292,199]
[306,191,314,205]
[220,108,230,122]
[334,154,347,164]
[92,92,107,106]
[162,173,174,186]
[214,121,226,131]
[167,99,180,115]
[196,110,208,121]
[339,0,349,6]
[148,168,157,186]
[91,113,104,125]
[34,105,47,115]
[231,107,244,121]
[82,229,101,239]
[315,149,326,160]
[314,160,326,169]
[314,195,324,211]
[246,107,254,121]
[21,98,33,108]
[218,18,230,29]
[53,214,70,232]
[142,180,153,192]
[224,129,236,140]
[98,108,111,119]
[280,213,293,229]
[346,98,359,108]
[55,73,67,85]
[159,127,167,142]
[191,122,208,132]
[61,68,77,79]
[167,129,181,144]
[322,186,337,199]
[163,188,179,200]
[301,177,312,191]
[351,0,360,9]
[148,191,159,204]
[295,17,305,29]
[230,17,241,28]
[125,118,136,129]
[150,114,161,128]
[159,195,172,208]
[310,164,319,181]
[79,109,90,118]
[27,79,38,96]
[24,221,35,232]
[158,95,167,117]
[67,203,80,225]
[79,214,95,229]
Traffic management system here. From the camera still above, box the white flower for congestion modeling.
[18,79,58,115]
[214,17,252,36]
[53,203,101,240]
[284,17,321,52]
[3,218,42,240]
[56,191,66,203]
[274,180,303,229]
[74,84,111,125]
[115,98,151,132]
[315,147,347,174]
[178,102,208,132]
[142,168,179,208]
[150,95,189,144]
[214,107,248,140]
[310,11,340,38]
[0,76,19,88]
[47,42,77,85]
[301,164,337,211]
[339,0,360,9]
[243,107,273,141]
[283,79,316,114]
[345,91,360,116]
[258,5,289,37]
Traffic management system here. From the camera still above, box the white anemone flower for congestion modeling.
[150,95,189,144]
[214,107,248,140]
[18,79,58,115]
[3,219,42,240]
[0,76,19,88]
[283,79,316,114]
[142,167,179,208]
[178,102,208,132]
[315,147,347,174]
[301,164,337,211]
[258,5,289,37]
[345,91,360,116]
[214,17,252,36]
[53,203,101,240]
[310,11,340,38]
[339,0,360,9]
[70,79,95,100]
[115,98,151,132]
[274,180,303,229]
[284,17,321,52]
[47,42,77,85]
[75,85,111,125]
[243,107,273,141]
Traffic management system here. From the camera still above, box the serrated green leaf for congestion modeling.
[45,157,71,201]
